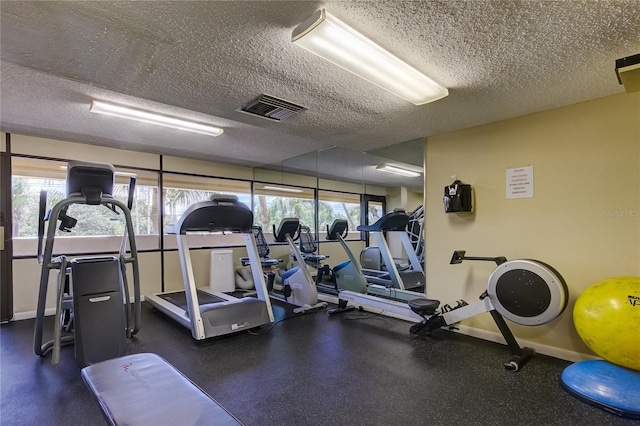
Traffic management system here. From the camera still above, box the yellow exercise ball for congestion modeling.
[573,276,640,370]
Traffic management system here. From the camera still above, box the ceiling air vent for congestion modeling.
[237,94,306,121]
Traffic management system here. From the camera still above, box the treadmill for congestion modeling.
[146,196,274,340]
[358,209,425,295]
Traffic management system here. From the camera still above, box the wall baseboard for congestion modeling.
[452,324,598,363]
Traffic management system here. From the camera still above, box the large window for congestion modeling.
[10,157,366,256]
[162,173,251,249]
[318,190,361,240]
[11,157,159,256]
[253,183,315,242]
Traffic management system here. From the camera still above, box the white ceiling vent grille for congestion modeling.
[237,94,306,121]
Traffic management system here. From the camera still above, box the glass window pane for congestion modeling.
[163,173,251,249]
[11,157,160,256]
[367,201,384,224]
[253,183,315,238]
[318,190,361,241]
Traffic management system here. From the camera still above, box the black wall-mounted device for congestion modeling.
[444,180,473,213]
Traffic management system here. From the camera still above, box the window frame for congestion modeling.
[10,155,161,257]
[317,189,363,242]
[10,155,372,258]
[161,171,253,250]
[252,182,317,244]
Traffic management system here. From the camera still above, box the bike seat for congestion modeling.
[408,298,440,316]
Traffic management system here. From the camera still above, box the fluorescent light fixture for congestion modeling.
[376,164,421,177]
[90,100,223,136]
[615,53,640,93]
[292,9,448,105]
[262,185,304,193]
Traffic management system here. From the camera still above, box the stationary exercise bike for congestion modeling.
[295,225,329,271]
[408,250,568,371]
[239,219,327,313]
[274,218,328,313]
[317,219,367,313]
[236,225,283,291]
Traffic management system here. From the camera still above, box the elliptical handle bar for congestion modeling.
[37,190,47,265]
[127,177,136,211]
[119,177,137,257]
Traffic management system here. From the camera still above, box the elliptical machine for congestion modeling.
[33,161,140,367]
[408,250,568,371]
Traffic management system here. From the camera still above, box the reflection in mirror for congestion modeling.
[315,147,364,192]
[360,139,426,297]
[280,150,318,181]
[253,183,315,233]
[316,146,364,236]
[252,152,317,245]
[253,151,317,187]
[251,138,426,297]
[252,158,284,185]
[362,152,424,192]
[367,138,424,171]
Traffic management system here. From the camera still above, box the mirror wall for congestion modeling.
[253,140,424,196]
[252,139,425,284]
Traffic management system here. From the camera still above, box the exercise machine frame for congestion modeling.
[33,161,141,365]
[408,250,568,371]
[272,218,327,313]
[358,209,425,292]
[146,196,275,340]
[325,219,427,320]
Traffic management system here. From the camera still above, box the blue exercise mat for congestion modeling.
[560,360,640,419]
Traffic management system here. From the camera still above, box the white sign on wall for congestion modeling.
[506,166,534,199]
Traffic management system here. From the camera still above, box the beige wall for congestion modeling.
[163,247,251,292]
[15,237,359,319]
[13,252,162,319]
[386,187,423,213]
[425,92,640,360]
[164,156,253,180]
[161,240,363,293]
[318,240,365,265]
[253,168,317,187]
[11,135,159,169]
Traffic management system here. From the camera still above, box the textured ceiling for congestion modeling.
[1,1,639,188]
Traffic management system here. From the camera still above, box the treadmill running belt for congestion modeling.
[158,290,226,312]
